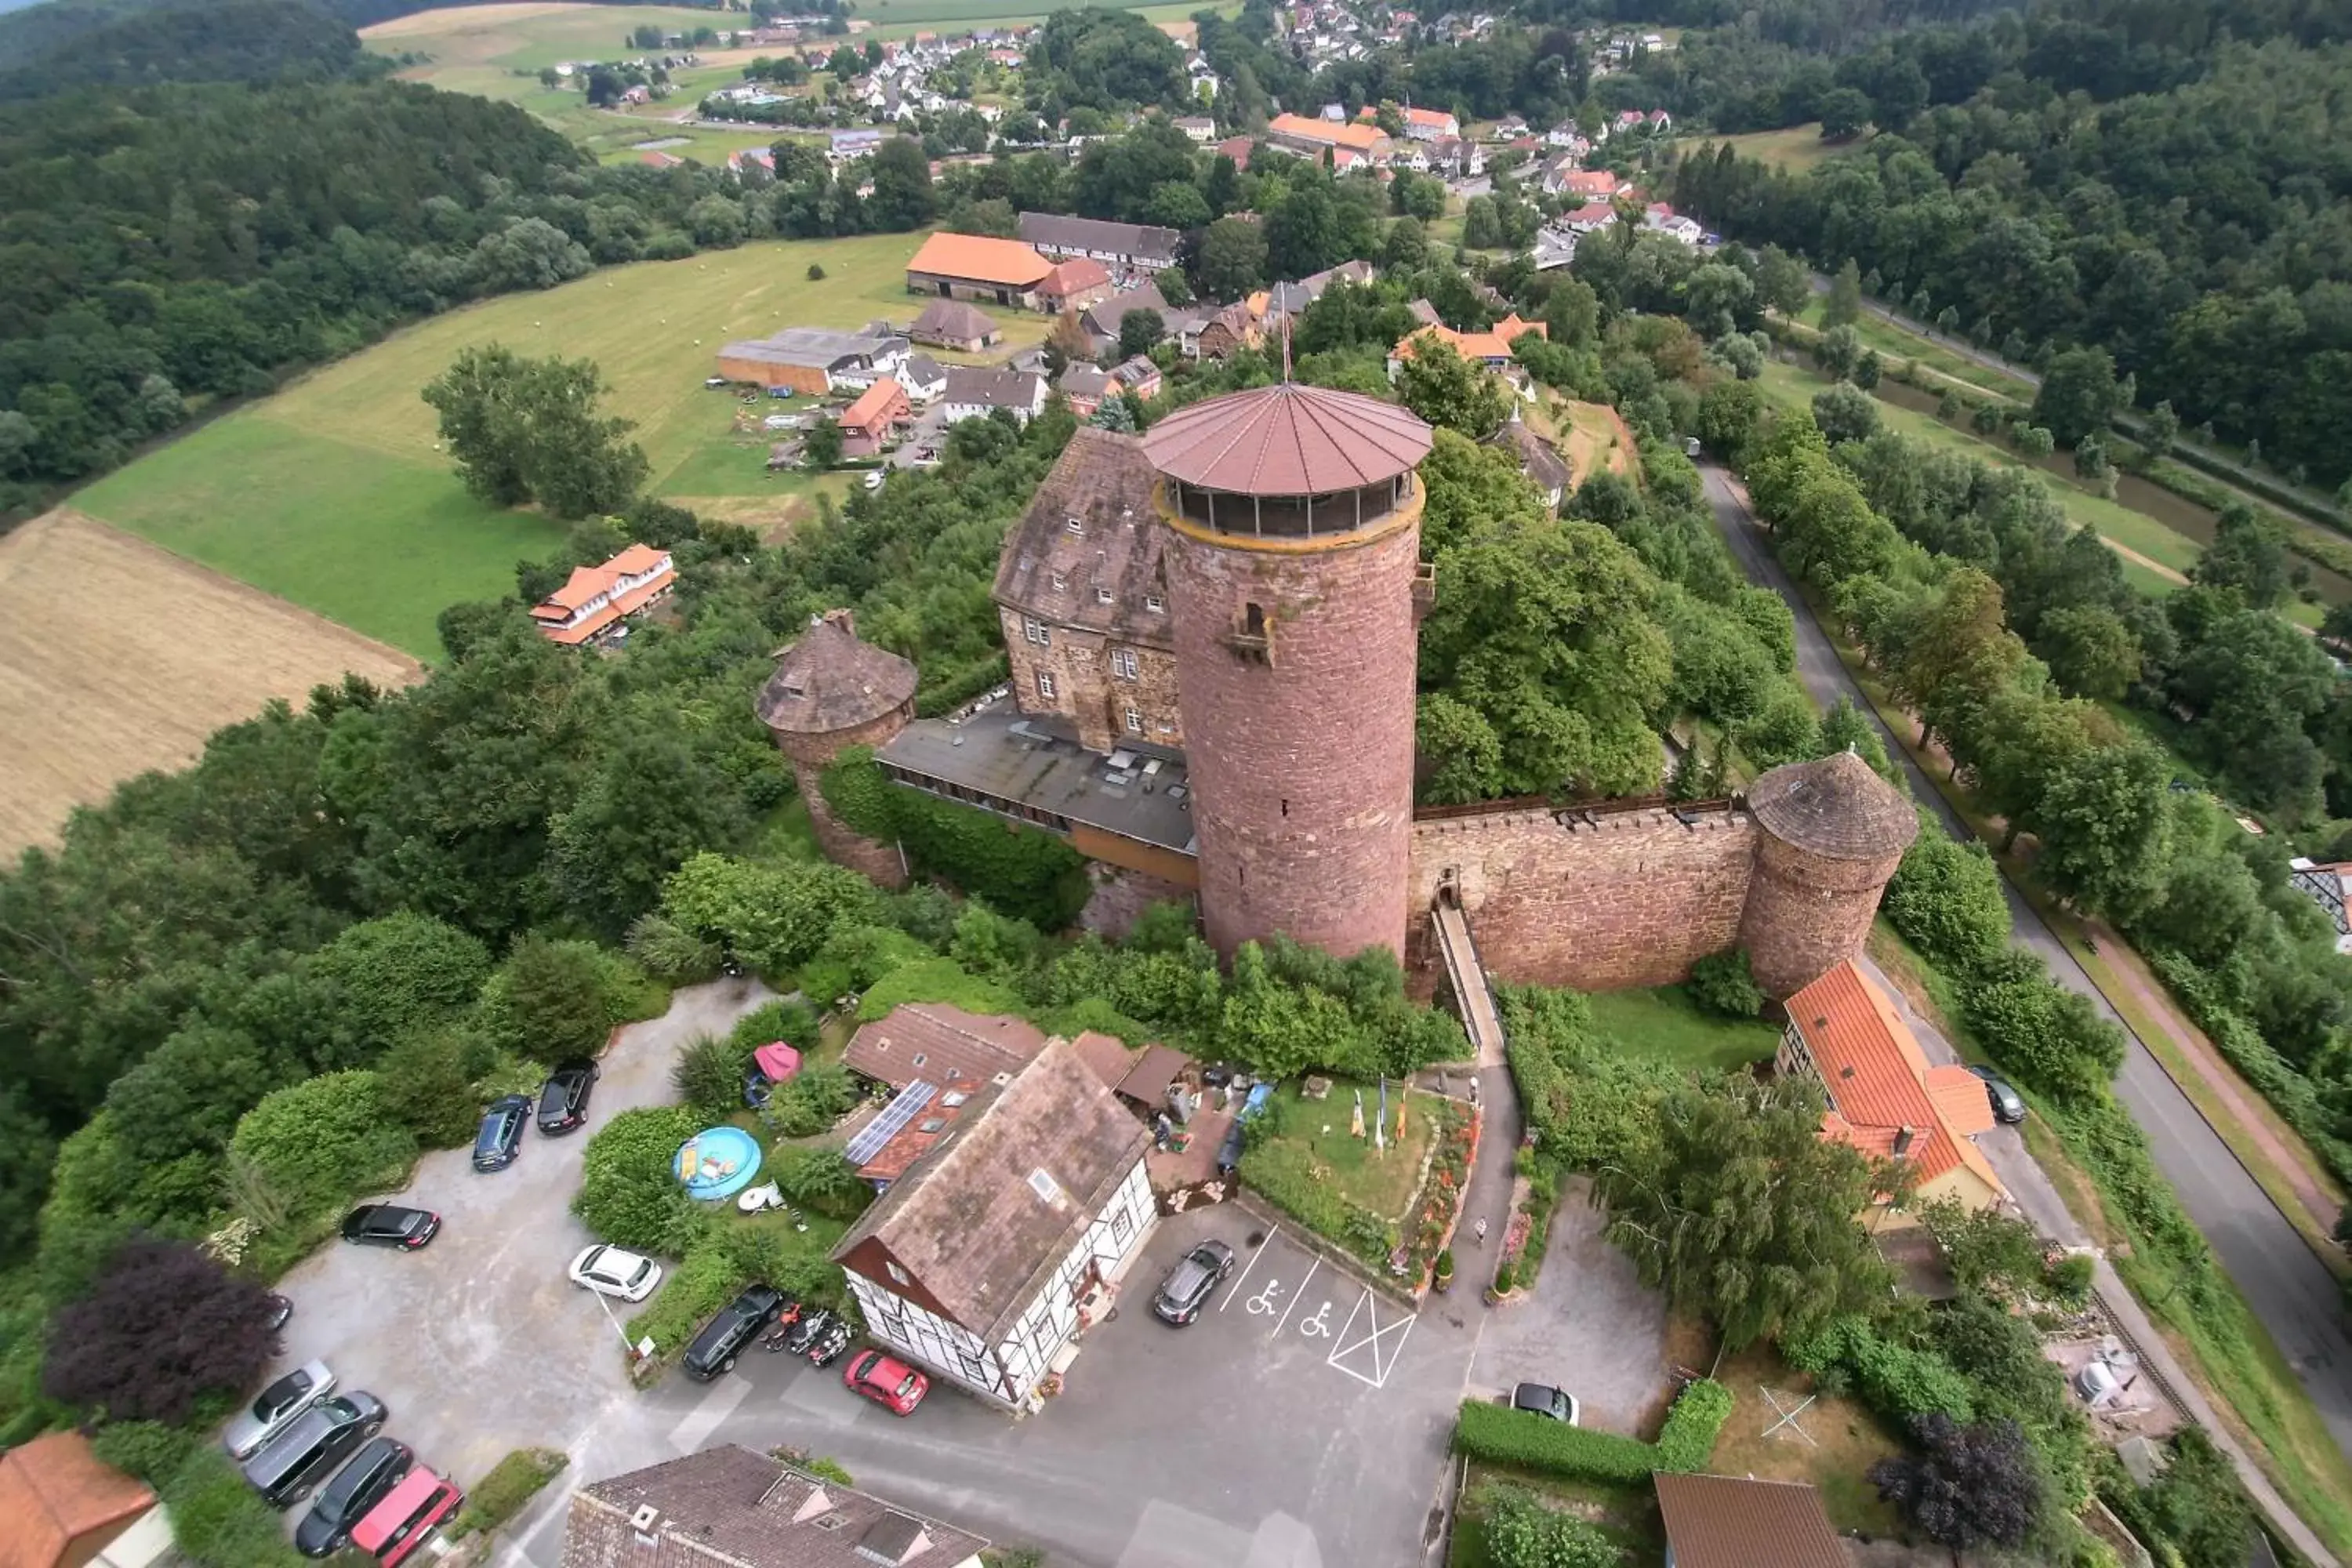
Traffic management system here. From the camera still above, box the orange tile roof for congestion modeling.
[1560,169,1623,198]
[1785,960,2006,1199]
[1405,107,1455,129]
[1925,1063,1998,1137]
[1392,311,1547,365]
[905,231,1054,289]
[530,544,673,646]
[840,376,908,434]
[0,1432,153,1568]
[1044,256,1110,297]
[1267,112,1385,152]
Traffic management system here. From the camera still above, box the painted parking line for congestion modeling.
[1220,1225,1277,1314]
[1269,1256,1319,1337]
[666,1371,750,1453]
[1325,1288,1417,1390]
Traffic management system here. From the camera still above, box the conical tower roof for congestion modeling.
[1141,381,1432,495]
[1747,750,1917,860]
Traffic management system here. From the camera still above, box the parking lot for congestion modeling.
[265,979,783,1487]
[499,1204,1483,1568]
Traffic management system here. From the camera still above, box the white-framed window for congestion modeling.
[1036,670,1057,699]
[1050,572,1068,592]
[1110,1204,1133,1243]
[1145,593,1165,612]
[1110,648,1139,681]
[885,1260,910,1287]
[1023,616,1050,647]
[1065,517,1083,536]
[1095,586,1114,604]
[1124,709,1144,734]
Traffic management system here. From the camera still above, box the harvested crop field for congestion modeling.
[0,511,423,858]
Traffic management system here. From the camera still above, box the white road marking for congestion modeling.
[666,1372,750,1453]
[1244,1276,1284,1316]
[1221,1226,1276,1312]
[1326,1287,1419,1389]
[1269,1257,1319,1337]
[1296,1298,1334,1339]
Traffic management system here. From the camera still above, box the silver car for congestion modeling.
[223,1359,336,1460]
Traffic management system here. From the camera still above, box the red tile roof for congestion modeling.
[905,231,1054,289]
[1784,960,2005,1197]
[1042,256,1111,298]
[840,377,908,435]
[1392,311,1548,365]
[1214,134,1254,169]
[1140,382,1433,495]
[844,1004,1048,1092]
[0,1432,153,1568]
[1653,1473,1847,1568]
[530,544,674,646]
[1267,112,1385,152]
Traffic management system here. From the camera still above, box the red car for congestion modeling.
[844,1350,927,1415]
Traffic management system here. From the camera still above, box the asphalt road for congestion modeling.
[1700,463,2352,1461]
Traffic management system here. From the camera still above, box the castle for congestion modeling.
[756,383,1915,1004]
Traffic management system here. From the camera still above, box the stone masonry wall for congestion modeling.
[770,704,913,890]
[1000,606,1184,752]
[1164,510,1421,964]
[1738,831,1907,998]
[1406,804,1759,993]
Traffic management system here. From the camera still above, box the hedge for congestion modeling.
[450,1448,568,1540]
[1452,1378,1733,1483]
[819,747,1089,928]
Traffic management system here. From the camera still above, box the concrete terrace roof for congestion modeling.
[1141,382,1433,495]
[877,708,1197,856]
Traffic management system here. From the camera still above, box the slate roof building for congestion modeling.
[909,298,1000,352]
[754,609,919,886]
[833,1036,1157,1412]
[941,365,1047,424]
[1780,958,2006,1223]
[716,325,906,394]
[1016,212,1182,274]
[1492,412,1571,510]
[561,1446,988,1568]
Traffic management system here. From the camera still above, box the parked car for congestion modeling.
[1152,1240,1236,1326]
[294,1434,412,1556]
[223,1360,336,1460]
[339,1204,439,1250]
[681,1284,789,1381]
[536,1058,598,1135]
[862,469,886,490]
[1510,1383,1580,1425]
[472,1094,531,1171]
[844,1350,927,1415]
[1968,1064,2027,1124]
[352,1467,463,1568]
[568,1243,664,1302]
[242,1391,387,1508]
[261,1292,294,1333]
[703,376,730,389]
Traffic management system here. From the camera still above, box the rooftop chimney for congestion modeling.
[821,607,857,637]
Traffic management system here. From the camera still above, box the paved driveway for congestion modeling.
[1465,1178,1674,1436]
[499,1203,1479,1568]
[266,978,780,1486]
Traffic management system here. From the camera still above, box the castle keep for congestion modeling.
[757,383,1915,1002]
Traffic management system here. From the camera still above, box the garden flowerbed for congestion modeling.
[1239,1081,1473,1290]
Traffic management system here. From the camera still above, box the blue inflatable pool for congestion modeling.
[675,1126,762,1201]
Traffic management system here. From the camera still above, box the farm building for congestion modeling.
[1264,112,1385,162]
[530,544,675,647]
[832,1036,1156,1413]
[896,353,949,402]
[941,366,1047,424]
[905,233,1054,310]
[838,377,910,456]
[714,325,905,394]
[1039,256,1114,314]
[909,299,1000,353]
[1016,212,1181,274]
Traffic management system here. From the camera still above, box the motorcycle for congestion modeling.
[800,1311,853,1368]
[757,1298,806,1352]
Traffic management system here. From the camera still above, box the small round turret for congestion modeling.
[1737,750,1918,996]
[754,609,917,887]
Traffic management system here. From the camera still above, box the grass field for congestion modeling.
[1789,302,2037,405]
[1584,986,1780,1074]
[1555,397,1635,487]
[74,232,1042,655]
[1704,122,1864,174]
[1260,1080,1442,1222]
[0,510,423,857]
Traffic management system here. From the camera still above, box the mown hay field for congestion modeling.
[0,511,423,859]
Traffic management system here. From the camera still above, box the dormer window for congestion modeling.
[1146,593,1165,612]
[1095,586,1114,605]
[1051,572,1068,592]
[1065,517,1083,536]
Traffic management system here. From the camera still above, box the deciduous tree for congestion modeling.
[43,1237,277,1425]
[421,346,648,519]
[1870,1415,2044,1551]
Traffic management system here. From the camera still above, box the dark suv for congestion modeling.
[1152,1240,1236,1326]
[242,1391,387,1508]
[294,1434,411,1556]
[472,1094,531,1171]
[681,1284,787,1381]
[535,1059,598,1136]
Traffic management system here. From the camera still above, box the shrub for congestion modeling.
[478,936,626,1063]
[1451,1378,1732,1483]
[1484,1483,1626,1568]
[573,1105,704,1254]
[228,1072,417,1224]
[375,1025,493,1148]
[449,1448,568,1540]
[44,1237,278,1425]
[771,1146,868,1220]
[672,1033,750,1121]
[852,955,1024,1022]
[161,1446,307,1568]
[1653,1377,1734,1470]
[1686,949,1764,1018]
[625,1245,749,1354]
[1492,1261,1516,1295]
[2046,1252,2094,1304]
[1871,1414,2044,1550]
[1785,1315,1976,1423]
[807,263,826,280]
[89,1420,196,1485]
[762,1062,859,1138]
[1238,1138,1393,1269]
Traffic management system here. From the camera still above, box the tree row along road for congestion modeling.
[1698,464,2352,1479]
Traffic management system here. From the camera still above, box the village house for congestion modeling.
[1643,201,1705,245]
[827,127,884,162]
[905,232,1056,309]
[529,544,676,647]
[560,1446,989,1568]
[837,377,910,456]
[1110,354,1162,401]
[1402,105,1459,140]
[1388,311,1548,377]
[908,298,1000,353]
[845,1004,1048,1095]
[1653,1473,1846,1568]
[1189,301,1261,359]
[940,365,1047,424]
[1174,114,1217,142]
[1055,362,1112,418]
[1017,212,1183,276]
[895,353,949,403]
[1491,412,1571,511]
[992,426,1181,750]
[0,1431,171,1568]
[714,325,904,394]
[1214,132,1255,169]
[1039,255,1114,314]
[1544,162,1625,203]
[831,1036,1156,1412]
[1779,959,2008,1225]
[1080,282,1169,358]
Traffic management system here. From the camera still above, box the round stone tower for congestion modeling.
[1737,750,1918,997]
[753,608,918,889]
[1141,381,1435,964]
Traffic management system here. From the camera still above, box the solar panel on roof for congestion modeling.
[845,1080,936,1166]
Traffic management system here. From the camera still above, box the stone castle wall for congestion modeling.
[1739,831,1909,998]
[769,704,913,891]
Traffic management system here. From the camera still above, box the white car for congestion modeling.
[862,470,886,491]
[568,1244,663,1302]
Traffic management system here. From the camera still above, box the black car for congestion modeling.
[1152,1240,1236,1326]
[262,1292,294,1333]
[1968,1064,2027,1124]
[293,1434,411,1556]
[339,1204,440,1250]
[242,1391,387,1508]
[682,1284,788,1381]
[1511,1383,1581,1425]
[472,1094,531,1171]
[536,1059,598,1135]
